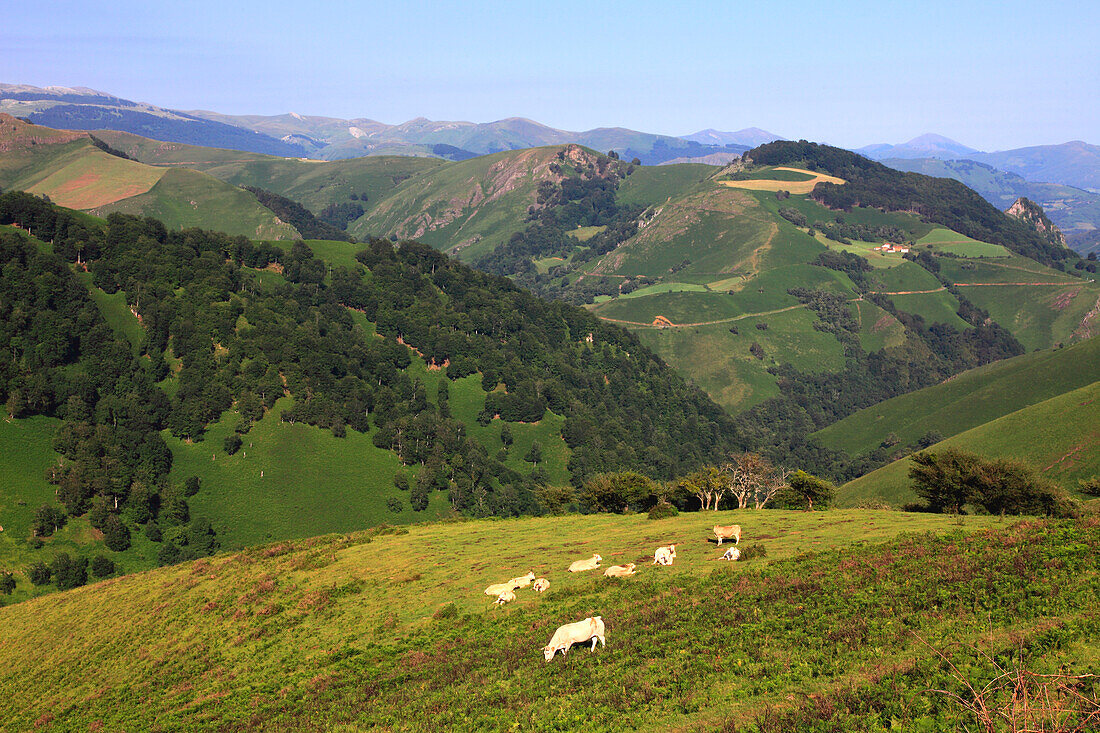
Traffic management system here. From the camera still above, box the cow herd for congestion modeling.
[480,524,744,661]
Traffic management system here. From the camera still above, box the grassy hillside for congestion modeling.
[815,335,1100,458]
[90,167,300,239]
[839,380,1100,507]
[0,117,299,240]
[1,510,1095,730]
[353,145,596,262]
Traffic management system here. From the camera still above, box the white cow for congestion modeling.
[568,554,602,572]
[603,563,637,578]
[484,581,515,597]
[509,571,536,589]
[533,578,550,592]
[542,616,606,661]
[495,590,516,605]
[652,544,677,566]
[714,524,742,546]
[721,547,741,561]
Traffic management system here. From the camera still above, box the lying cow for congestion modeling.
[721,547,741,561]
[652,544,676,566]
[494,590,516,605]
[568,554,602,572]
[484,581,515,597]
[603,563,637,578]
[533,578,550,592]
[542,616,606,661]
[509,571,536,589]
[713,524,742,546]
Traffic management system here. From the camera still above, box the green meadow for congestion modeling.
[815,335,1100,459]
[2,509,1095,731]
[838,380,1100,507]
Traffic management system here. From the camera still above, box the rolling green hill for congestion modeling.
[838,379,1100,507]
[0,193,741,603]
[814,335,1100,458]
[0,115,299,239]
[1,510,1095,730]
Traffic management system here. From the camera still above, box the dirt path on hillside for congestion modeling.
[595,303,808,329]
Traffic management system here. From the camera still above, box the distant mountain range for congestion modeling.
[856,133,980,161]
[0,84,783,165]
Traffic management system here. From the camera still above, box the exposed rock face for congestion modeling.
[1006,196,1068,249]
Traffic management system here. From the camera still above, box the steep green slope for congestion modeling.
[838,380,1100,506]
[91,167,300,239]
[814,335,1100,457]
[353,145,606,262]
[1,512,1093,731]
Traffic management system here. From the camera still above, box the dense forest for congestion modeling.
[747,140,1083,269]
[0,192,741,554]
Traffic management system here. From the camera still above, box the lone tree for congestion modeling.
[909,448,1074,516]
[524,441,542,466]
[0,571,15,595]
[786,470,835,511]
[579,471,656,513]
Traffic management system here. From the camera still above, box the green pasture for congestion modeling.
[951,280,1100,350]
[566,225,606,242]
[815,335,1100,458]
[838,380,1100,507]
[94,167,300,240]
[615,163,715,207]
[634,307,847,412]
[4,509,1091,731]
[918,227,1011,257]
[886,290,971,330]
[853,299,907,352]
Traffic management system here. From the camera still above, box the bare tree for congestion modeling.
[723,453,772,509]
[754,466,792,509]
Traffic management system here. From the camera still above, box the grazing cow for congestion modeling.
[510,571,536,589]
[484,581,515,597]
[567,554,602,572]
[721,547,741,561]
[603,563,637,578]
[713,524,742,546]
[542,616,606,661]
[533,578,550,592]
[495,590,516,605]
[652,544,677,566]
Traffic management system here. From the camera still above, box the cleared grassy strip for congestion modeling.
[566,224,606,241]
[615,163,715,207]
[0,417,161,605]
[815,335,1100,457]
[838,379,1100,506]
[171,396,448,550]
[854,299,907,352]
[887,290,971,330]
[617,281,709,299]
[1,512,1087,731]
[73,271,144,352]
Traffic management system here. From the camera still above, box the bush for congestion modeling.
[32,505,66,537]
[534,485,575,515]
[183,476,201,497]
[1079,475,1100,497]
[739,544,767,561]
[647,502,679,520]
[0,571,15,595]
[223,434,242,455]
[386,496,403,514]
[102,514,132,552]
[90,555,115,578]
[579,472,657,513]
[144,521,163,542]
[909,448,1077,516]
[27,561,52,586]
[51,553,88,590]
[433,602,459,620]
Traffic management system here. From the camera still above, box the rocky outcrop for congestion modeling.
[1006,196,1068,249]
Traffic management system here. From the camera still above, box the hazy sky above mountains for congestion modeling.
[5,0,1098,150]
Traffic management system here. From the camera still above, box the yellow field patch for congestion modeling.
[719,167,845,194]
[26,148,166,209]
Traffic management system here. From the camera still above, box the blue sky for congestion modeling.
[3,0,1098,150]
